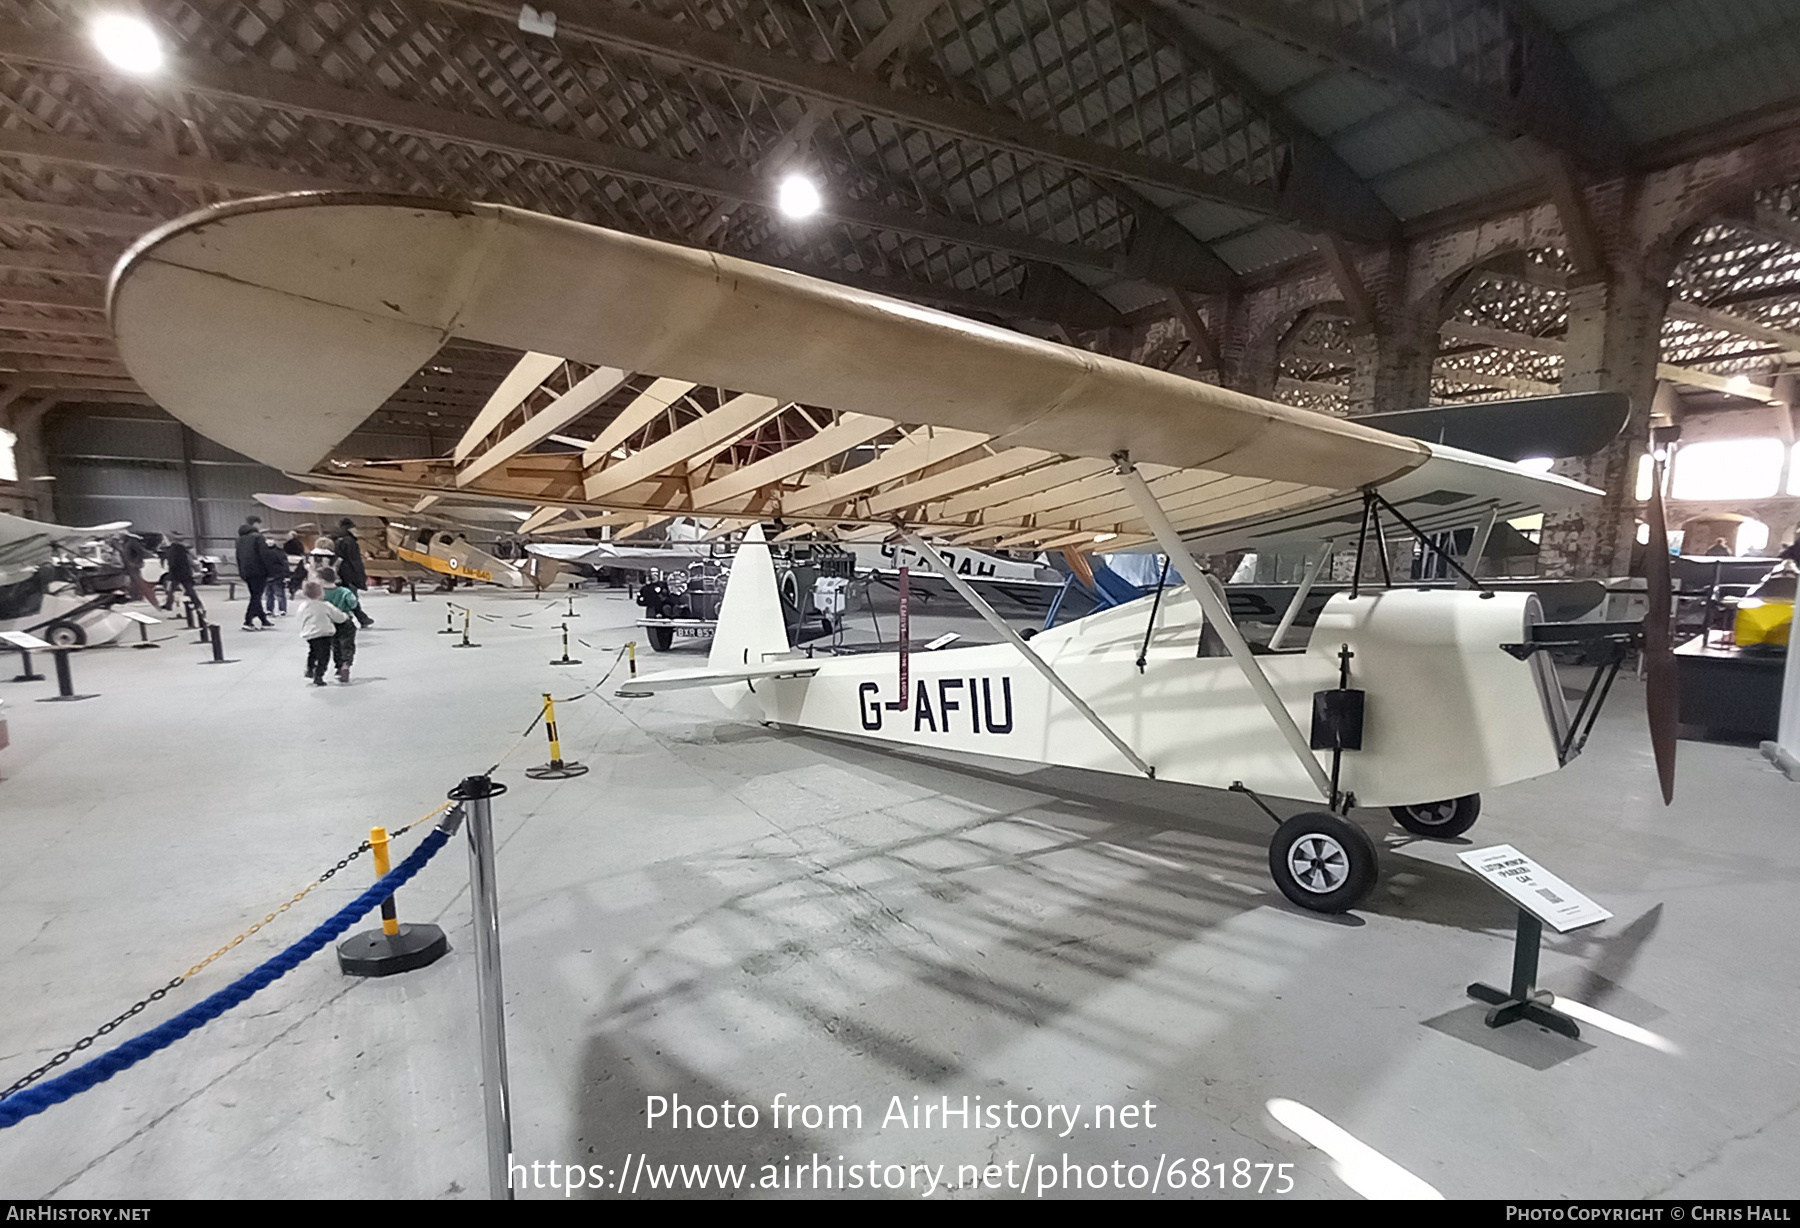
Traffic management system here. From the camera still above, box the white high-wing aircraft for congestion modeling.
[109,193,1654,913]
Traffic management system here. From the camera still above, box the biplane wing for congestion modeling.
[254,490,531,525]
[0,512,130,550]
[110,194,1599,558]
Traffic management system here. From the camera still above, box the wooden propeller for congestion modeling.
[1642,452,1679,805]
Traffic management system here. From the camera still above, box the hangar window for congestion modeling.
[1669,439,1785,500]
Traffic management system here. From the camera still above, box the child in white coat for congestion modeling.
[297,579,347,686]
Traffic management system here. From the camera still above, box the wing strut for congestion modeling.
[1457,504,1499,589]
[1113,456,1335,804]
[896,528,1156,780]
[1268,539,1334,652]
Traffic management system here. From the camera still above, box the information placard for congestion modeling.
[1457,843,1611,933]
[117,611,160,625]
[0,631,51,651]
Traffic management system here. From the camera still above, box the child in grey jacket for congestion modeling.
[297,579,347,686]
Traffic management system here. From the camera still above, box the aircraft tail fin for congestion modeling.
[708,523,788,673]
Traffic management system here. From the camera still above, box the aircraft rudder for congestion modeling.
[709,523,788,671]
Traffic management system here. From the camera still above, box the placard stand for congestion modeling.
[1457,843,1611,1042]
[2,631,48,682]
[1466,909,1579,1039]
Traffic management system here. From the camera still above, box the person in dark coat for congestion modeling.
[258,533,292,615]
[116,532,160,607]
[331,518,374,628]
[236,517,273,629]
[282,531,306,596]
[161,533,203,615]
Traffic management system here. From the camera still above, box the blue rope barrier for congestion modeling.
[0,826,453,1129]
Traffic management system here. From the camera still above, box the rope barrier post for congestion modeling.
[227,580,237,600]
[199,623,238,665]
[440,602,459,635]
[564,593,578,618]
[336,825,449,976]
[549,622,582,666]
[192,602,211,644]
[182,599,196,629]
[525,693,588,779]
[453,608,481,649]
[627,640,636,678]
[36,647,97,703]
[410,581,417,602]
[447,775,514,1201]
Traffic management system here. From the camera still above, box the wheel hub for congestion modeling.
[1287,834,1350,893]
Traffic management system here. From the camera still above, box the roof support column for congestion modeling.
[1337,244,1435,416]
[1538,265,1668,578]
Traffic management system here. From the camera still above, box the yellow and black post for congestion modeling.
[627,640,637,677]
[525,692,588,779]
[337,825,450,976]
[550,622,582,666]
[439,601,459,634]
[453,606,481,649]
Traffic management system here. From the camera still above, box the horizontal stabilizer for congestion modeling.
[615,658,821,697]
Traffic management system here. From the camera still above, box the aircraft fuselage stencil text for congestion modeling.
[858,676,1015,734]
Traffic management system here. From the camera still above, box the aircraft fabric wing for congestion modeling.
[0,511,131,550]
[526,543,711,571]
[112,194,1597,552]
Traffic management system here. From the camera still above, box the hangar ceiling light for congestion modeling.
[777,174,822,221]
[91,14,163,74]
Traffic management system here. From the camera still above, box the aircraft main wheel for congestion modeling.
[647,624,674,652]
[43,620,86,648]
[1389,794,1481,839]
[1268,812,1378,914]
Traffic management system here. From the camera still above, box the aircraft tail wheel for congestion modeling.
[1268,812,1378,914]
[1389,794,1481,839]
[647,624,674,652]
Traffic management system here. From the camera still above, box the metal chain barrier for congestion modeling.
[0,824,459,1130]
[0,668,597,1130]
[0,802,451,1102]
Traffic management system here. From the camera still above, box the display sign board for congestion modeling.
[1457,844,1612,933]
[0,631,51,651]
[117,611,160,625]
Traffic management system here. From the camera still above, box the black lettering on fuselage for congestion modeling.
[938,678,964,732]
[864,675,1015,736]
[982,676,1014,733]
[914,678,937,732]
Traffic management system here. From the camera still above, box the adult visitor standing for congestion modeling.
[162,532,203,616]
[235,516,273,630]
[331,518,375,628]
[116,531,160,608]
[259,531,292,616]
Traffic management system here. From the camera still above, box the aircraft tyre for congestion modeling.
[43,620,87,648]
[1268,812,1378,914]
[647,624,674,652]
[1389,794,1481,839]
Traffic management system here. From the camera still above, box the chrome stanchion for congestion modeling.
[448,774,513,1200]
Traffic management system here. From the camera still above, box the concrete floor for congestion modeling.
[1,583,1797,1199]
